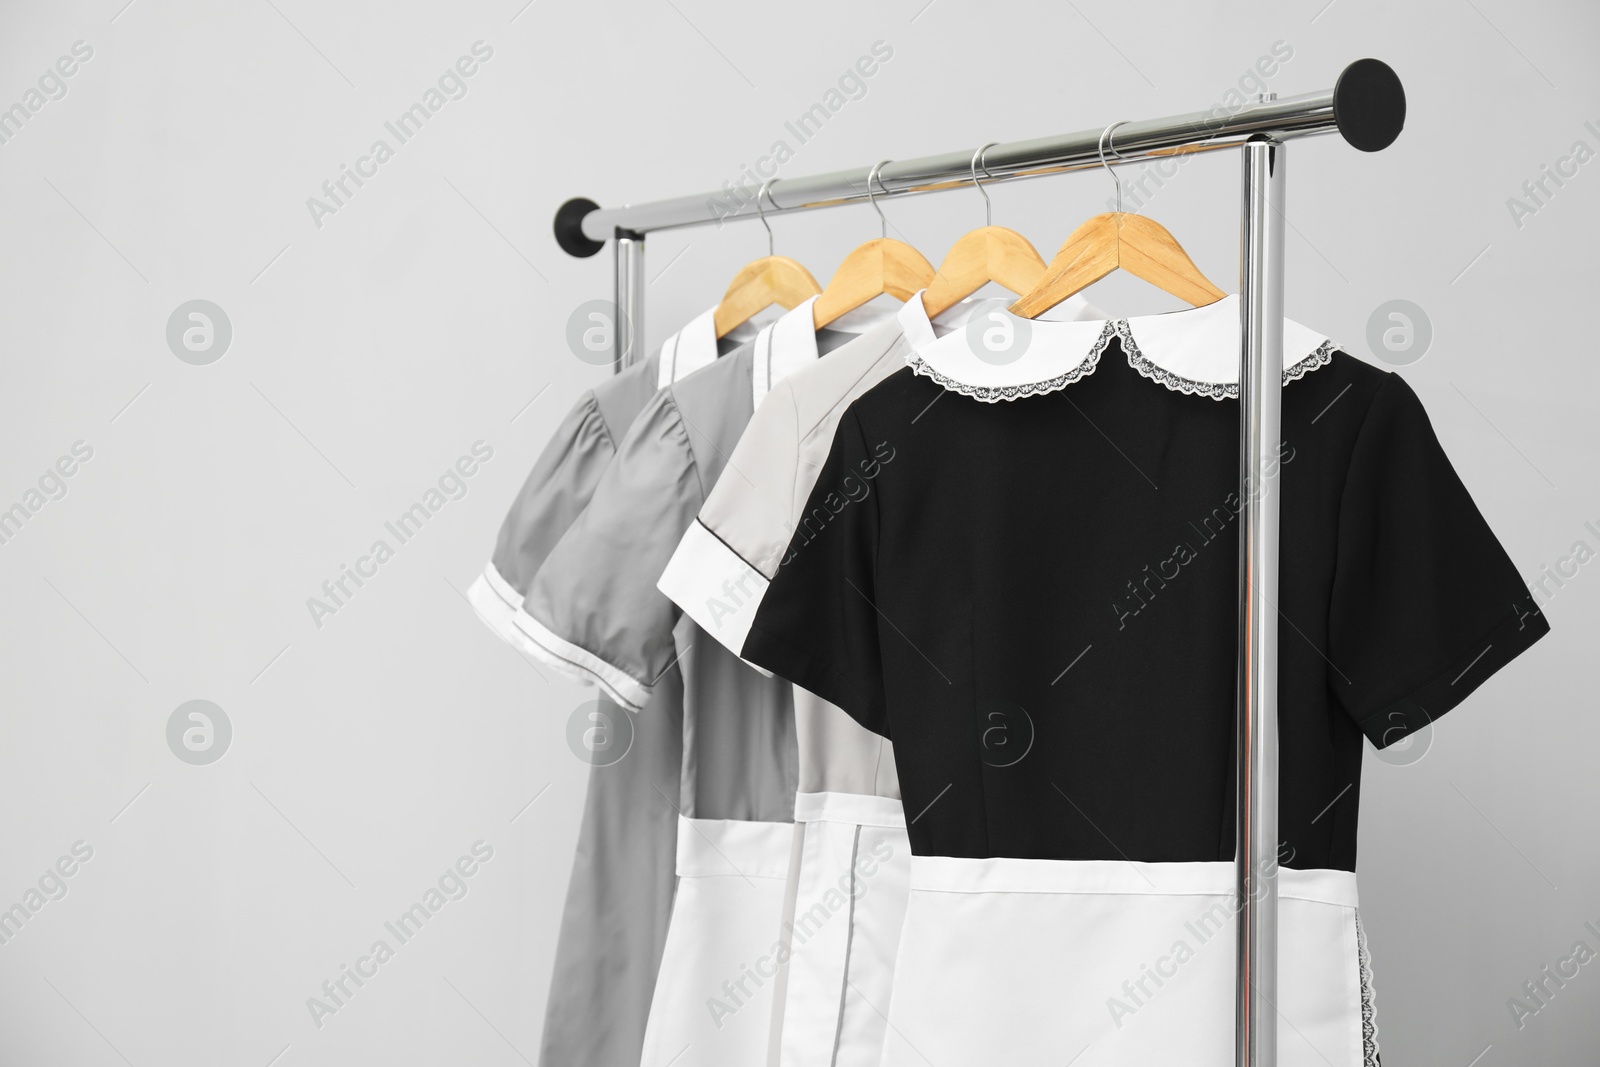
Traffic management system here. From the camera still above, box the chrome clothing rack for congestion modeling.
[551,58,1405,1067]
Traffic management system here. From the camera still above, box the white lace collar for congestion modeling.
[751,296,898,406]
[656,306,758,389]
[896,293,1338,403]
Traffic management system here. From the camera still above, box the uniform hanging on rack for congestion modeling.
[467,309,754,1067]
[738,293,1546,1065]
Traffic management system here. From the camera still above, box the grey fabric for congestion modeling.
[479,325,738,1067]
[539,683,683,1067]
[525,335,826,819]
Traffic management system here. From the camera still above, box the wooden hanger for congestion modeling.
[714,181,822,338]
[1009,123,1226,319]
[813,161,936,329]
[921,144,1048,319]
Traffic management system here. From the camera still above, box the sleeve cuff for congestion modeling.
[1355,601,1551,749]
[657,518,773,674]
[508,607,654,713]
[466,562,525,647]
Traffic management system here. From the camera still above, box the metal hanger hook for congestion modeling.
[866,160,891,239]
[1098,121,1129,215]
[756,179,777,257]
[970,143,998,227]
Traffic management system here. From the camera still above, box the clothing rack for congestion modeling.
[551,58,1405,1067]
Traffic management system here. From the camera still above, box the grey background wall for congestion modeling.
[0,0,1594,1064]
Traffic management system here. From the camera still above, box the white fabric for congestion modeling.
[774,793,911,1067]
[658,518,768,659]
[880,857,1370,1067]
[466,561,523,648]
[639,816,793,1067]
[751,297,899,407]
[657,305,754,389]
[508,606,652,712]
[896,291,1335,397]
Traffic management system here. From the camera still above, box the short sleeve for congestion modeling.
[467,392,613,643]
[1328,373,1549,748]
[514,390,700,712]
[742,407,890,736]
[657,376,801,655]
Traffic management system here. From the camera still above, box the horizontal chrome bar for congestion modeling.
[555,59,1402,251]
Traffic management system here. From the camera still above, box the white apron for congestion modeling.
[877,858,1379,1067]
[639,816,793,1067]
[769,792,911,1067]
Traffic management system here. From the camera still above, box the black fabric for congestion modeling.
[743,343,1549,870]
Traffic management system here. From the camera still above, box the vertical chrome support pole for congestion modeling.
[1236,136,1286,1067]
[614,229,645,372]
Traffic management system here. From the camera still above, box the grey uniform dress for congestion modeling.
[511,298,889,1067]
[468,306,750,1067]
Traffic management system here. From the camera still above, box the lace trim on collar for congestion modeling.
[1121,321,1338,400]
[904,320,1337,402]
[904,320,1116,403]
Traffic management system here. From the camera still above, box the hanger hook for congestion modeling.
[756,179,777,257]
[1098,121,1129,215]
[970,143,998,227]
[866,160,891,239]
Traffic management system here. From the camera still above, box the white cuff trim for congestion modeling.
[508,607,653,713]
[657,518,770,667]
[467,563,523,647]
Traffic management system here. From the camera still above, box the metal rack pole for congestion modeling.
[614,230,645,368]
[1237,134,1288,1067]
[554,59,1405,1067]
[555,60,1403,247]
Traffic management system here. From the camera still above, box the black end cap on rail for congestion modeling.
[1333,59,1405,152]
[554,197,605,258]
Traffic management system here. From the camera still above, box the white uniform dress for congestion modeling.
[659,294,1104,1066]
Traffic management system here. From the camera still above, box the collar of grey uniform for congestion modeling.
[750,295,898,406]
[656,306,757,390]
[896,292,1339,403]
